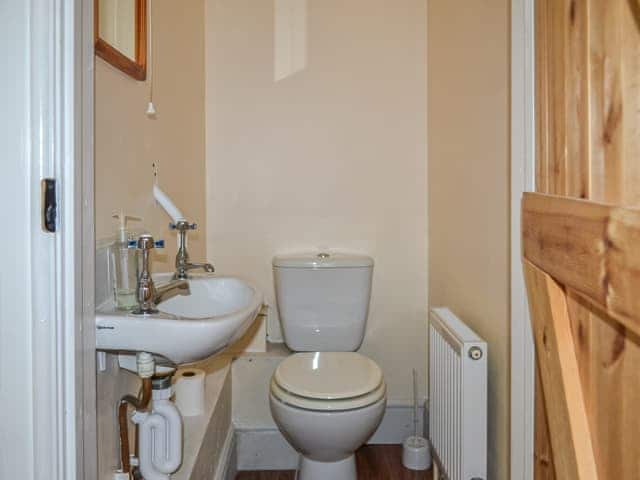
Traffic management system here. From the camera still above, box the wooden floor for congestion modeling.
[235,445,432,480]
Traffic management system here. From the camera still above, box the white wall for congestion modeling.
[0,0,33,477]
[205,0,428,402]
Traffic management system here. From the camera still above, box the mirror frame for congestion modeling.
[94,0,147,81]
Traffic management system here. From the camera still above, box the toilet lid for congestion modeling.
[270,378,386,411]
[273,352,383,400]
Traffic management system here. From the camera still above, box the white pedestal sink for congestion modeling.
[96,273,263,365]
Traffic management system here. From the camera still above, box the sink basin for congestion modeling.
[96,274,263,364]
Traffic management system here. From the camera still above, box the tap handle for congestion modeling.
[169,221,197,231]
[127,234,164,250]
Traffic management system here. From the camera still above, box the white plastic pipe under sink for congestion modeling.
[133,387,183,480]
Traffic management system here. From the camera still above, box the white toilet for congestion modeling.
[269,252,387,480]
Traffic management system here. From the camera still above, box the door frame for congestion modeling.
[511,0,536,478]
[28,0,95,478]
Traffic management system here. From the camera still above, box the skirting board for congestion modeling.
[235,404,426,471]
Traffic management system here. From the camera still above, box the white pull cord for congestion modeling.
[146,0,156,117]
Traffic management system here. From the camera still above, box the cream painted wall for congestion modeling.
[205,0,428,402]
[428,1,510,479]
[96,0,206,272]
[95,1,205,478]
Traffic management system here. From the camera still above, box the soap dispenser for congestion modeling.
[110,211,142,310]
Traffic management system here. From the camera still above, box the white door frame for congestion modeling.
[510,0,536,478]
[78,0,98,477]
[18,0,95,478]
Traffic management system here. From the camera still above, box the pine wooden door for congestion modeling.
[527,0,640,478]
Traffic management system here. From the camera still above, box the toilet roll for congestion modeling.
[174,368,206,417]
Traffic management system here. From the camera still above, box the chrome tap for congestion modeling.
[170,220,215,280]
[132,234,190,315]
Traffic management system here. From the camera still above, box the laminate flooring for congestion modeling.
[235,445,432,480]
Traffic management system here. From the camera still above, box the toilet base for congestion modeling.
[297,455,356,480]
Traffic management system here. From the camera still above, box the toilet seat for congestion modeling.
[270,352,386,411]
[270,379,386,411]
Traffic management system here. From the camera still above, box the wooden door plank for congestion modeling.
[619,0,640,205]
[565,0,590,199]
[549,0,568,196]
[566,292,593,411]
[523,261,599,480]
[588,0,623,203]
[533,2,556,473]
[534,363,556,479]
[590,302,640,478]
[535,0,550,194]
[588,0,640,205]
[523,193,640,335]
[522,193,609,305]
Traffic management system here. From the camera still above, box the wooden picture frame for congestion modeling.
[94,0,147,81]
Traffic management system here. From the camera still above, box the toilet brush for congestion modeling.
[402,369,432,471]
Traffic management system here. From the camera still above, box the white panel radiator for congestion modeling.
[429,307,487,480]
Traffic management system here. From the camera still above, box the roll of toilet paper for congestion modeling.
[174,368,206,417]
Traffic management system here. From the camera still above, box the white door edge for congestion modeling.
[510,0,535,479]
[27,0,95,479]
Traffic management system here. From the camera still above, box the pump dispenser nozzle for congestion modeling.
[112,211,142,243]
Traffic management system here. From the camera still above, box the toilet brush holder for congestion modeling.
[402,435,431,471]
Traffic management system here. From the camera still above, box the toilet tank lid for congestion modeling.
[272,252,374,269]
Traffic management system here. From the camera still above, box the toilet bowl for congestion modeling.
[269,252,385,480]
[269,352,386,480]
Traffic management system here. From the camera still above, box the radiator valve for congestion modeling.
[468,346,483,360]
